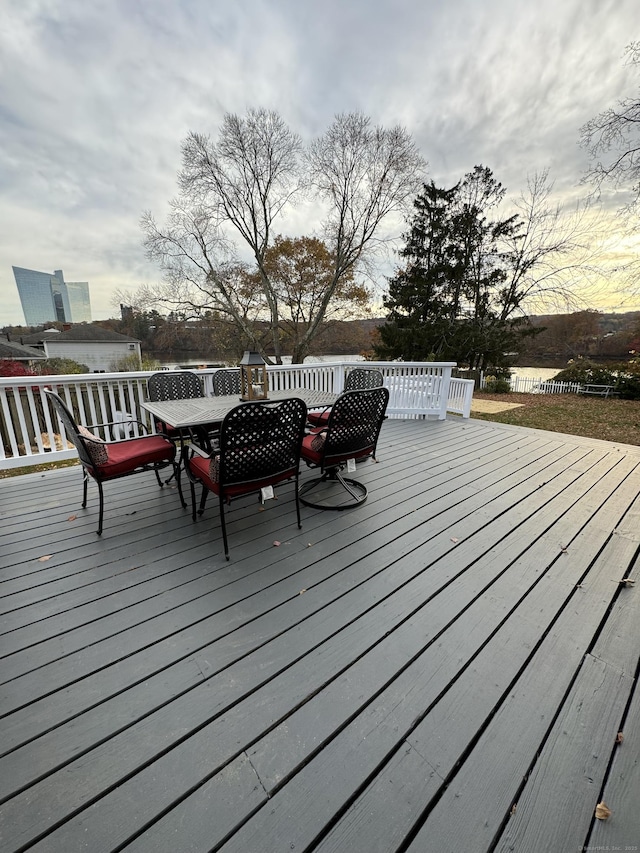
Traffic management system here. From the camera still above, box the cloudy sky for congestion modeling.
[1,0,638,326]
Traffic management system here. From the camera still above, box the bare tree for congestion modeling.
[141,198,268,343]
[581,42,640,208]
[499,170,612,318]
[301,113,425,360]
[177,109,304,362]
[580,42,640,296]
[141,109,425,362]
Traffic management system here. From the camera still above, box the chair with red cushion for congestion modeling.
[185,397,307,559]
[147,370,209,502]
[147,370,204,436]
[212,368,241,396]
[299,386,389,510]
[307,367,384,427]
[44,389,177,535]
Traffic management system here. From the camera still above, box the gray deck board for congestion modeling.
[1,417,639,852]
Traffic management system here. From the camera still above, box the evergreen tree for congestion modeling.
[377,166,535,370]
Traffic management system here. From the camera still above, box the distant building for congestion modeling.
[20,325,140,373]
[12,266,92,325]
[0,334,46,365]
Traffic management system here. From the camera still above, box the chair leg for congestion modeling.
[171,446,185,509]
[175,464,186,509]
[189,479,197,521]
[96,481,105,535]
[294,473,302,529]
[82,470,89,508]
[219,493,230,560]
[198,487,208,516]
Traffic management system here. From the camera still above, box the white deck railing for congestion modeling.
[0,361,472,469]
[477,372,581,395]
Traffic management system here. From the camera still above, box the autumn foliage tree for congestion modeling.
[260,236,370,363]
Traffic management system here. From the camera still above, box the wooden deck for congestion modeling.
[1,416,639,853]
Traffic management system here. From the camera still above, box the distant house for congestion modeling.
[20,325,141,373]
[0,335,47,366]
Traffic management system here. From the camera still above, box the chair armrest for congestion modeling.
[88,419,150,436]
[189,442,212,459]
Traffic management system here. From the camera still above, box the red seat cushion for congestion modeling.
[306,409,331,427]
[93,436,175,479]
[300,431,326,464]
[189,454,296,497]
[301,430,374,466]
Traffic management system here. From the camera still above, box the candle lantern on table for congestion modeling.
[239,351,268,401]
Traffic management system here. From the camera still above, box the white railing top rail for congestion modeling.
[0,361,468,469]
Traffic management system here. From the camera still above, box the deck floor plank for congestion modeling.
[0,417,639,853]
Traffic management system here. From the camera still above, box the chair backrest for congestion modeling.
[148,371,204,402]
[212,368,241,396]
[218,397,307,487]
[344,368,384,391]
[44,388,97,470]
[322,386,389,466]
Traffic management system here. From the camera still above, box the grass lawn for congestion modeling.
[472,392,640,446]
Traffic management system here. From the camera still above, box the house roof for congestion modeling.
[0,336,46,360]
[21,325,140,345]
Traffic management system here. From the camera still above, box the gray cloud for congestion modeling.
[1,0,638,324]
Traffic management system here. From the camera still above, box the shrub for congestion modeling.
[553,357,640,399]
[553,358,617,386]
[482,374,512,394]
[0,359,36,377]
[34,358,89,375]
[109,354,161,372]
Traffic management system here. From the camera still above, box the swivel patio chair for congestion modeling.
[44,389,176,535]
[212,368,241,396]
[185,397,307,559]
[299,385,389,510]
[307,367,384,427]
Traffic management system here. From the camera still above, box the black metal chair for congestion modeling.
[185,397,308,559]
[212,368,241,396]
[147,370,204,408]
[307,368,384,427]
[299,386,389,510]
[44,389,176,535]
[147,371,208,502]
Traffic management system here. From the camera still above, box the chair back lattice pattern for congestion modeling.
[219,398,307,486]
[147,371,204,402]
[212,369,241,396]
[323,387,389,465]
[344,368,384,391]
[45,390,96,470]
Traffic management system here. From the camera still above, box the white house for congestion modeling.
[21,325,141,372]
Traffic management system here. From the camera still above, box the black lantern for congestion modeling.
[239,351,268,401]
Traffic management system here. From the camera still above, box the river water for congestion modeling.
[509,367,562,381]
[154,353,367,369]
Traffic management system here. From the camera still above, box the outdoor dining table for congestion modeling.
[141,388,339,507]
[140,388,338,431]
